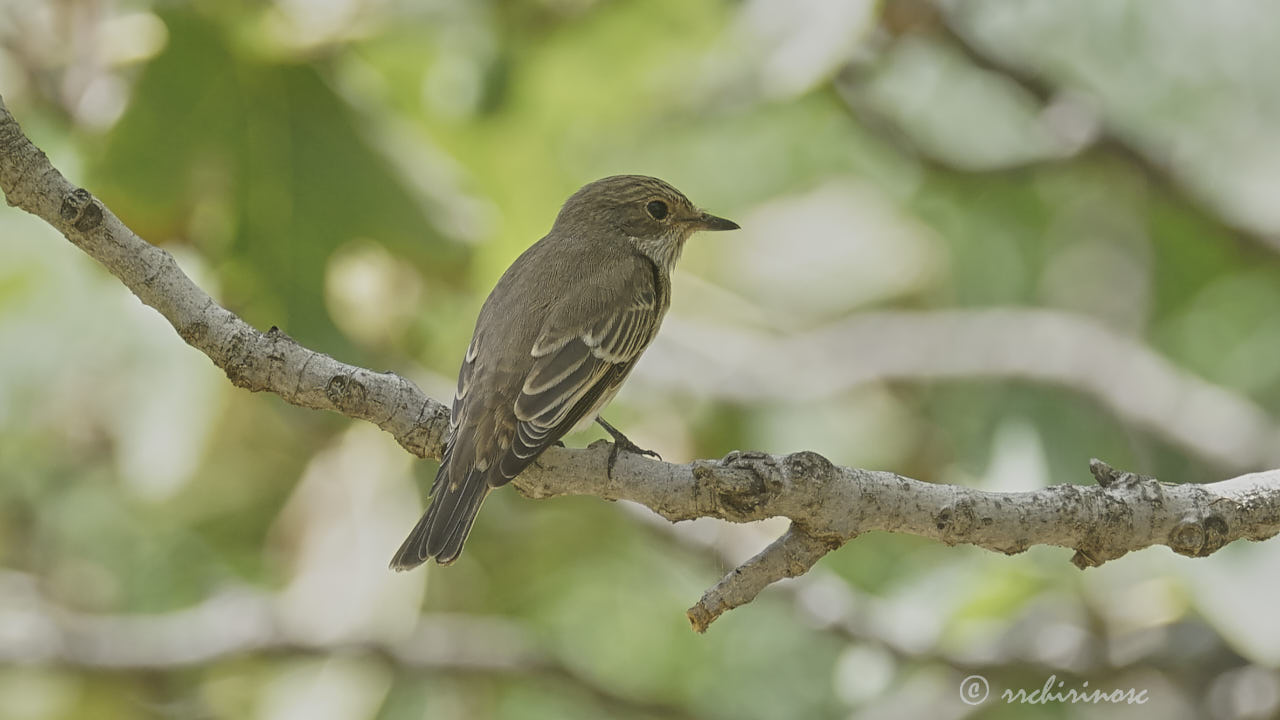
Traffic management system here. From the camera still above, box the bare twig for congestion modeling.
[840,0,1279,251]
[0,572,703,719]
[4,95,1280,632]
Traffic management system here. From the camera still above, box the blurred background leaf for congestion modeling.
[3,0,1280,718]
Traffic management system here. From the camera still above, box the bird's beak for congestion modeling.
[690,211,740,231]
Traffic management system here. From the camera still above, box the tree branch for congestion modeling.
[4,95,1280,633]
[0,96,450,461]
[521,449,1280,630]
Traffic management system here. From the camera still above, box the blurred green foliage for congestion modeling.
[3,0,1280,718]
[96,9,466,354]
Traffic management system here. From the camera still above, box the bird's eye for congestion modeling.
[646,200,669,220]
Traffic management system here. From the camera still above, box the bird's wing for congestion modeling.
[494,258,662,482]
[451,332,480,430]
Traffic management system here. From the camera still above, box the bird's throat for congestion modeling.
[630,233,686,274]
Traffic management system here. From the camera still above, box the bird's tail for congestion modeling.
[389,458,491,570]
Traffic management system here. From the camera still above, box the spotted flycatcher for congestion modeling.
[390,175,738,568]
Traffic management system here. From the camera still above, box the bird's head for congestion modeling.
[553,175,739,271]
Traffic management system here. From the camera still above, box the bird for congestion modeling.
[389,175,739,569]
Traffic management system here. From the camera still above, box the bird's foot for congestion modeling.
[596,417,660,478]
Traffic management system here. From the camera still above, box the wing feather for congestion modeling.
[451,334,480,427]
[495,259,662,484]
[521,339,593,397]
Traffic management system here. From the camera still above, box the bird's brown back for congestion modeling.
[444,228,666,493]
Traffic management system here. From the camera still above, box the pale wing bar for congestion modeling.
[500,282,659,481]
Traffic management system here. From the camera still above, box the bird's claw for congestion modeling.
[596,417,660,479]
[606,439,660,479]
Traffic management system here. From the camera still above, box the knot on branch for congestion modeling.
[264,326,294,363]
[784,451,845,540]
[1071,547,1109,569]
[1169,514,1230,557]
[784,450,835,487]
[715,451,781,518]
[178,320,209,346]
[1090,458,1154,489]
[59,188,102,232]
[402,398,450,459]
[222,328,263,389]
[326,374,368,412]
[935,498,978,543]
